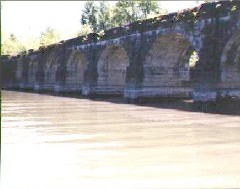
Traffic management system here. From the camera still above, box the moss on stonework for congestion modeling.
[226,32,240,66]
[226,43,238,65]
[2,1,239,60]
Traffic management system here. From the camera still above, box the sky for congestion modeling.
[1,1,204,42]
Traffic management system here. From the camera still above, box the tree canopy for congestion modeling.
[39,27,61,46]
[78,1,167,33]
[1,33,25,56]
[76,24,93,37]
[80,2,99,32]
[2,1,168,55]
[1,27,61,56]
[98,1,113,31]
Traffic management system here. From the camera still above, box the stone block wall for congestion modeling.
[1,1,240,102]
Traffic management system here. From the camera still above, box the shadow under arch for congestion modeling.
[16,58,24,86]
[43,49,59,91]
[219,30,240,98]
[65,49,89,92]
[220,30,240,83]
[28,56,38,89]
[142,33,199,98]
[96,44,130,95]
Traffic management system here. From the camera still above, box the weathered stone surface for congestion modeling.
[1,1,240,102]
[64,49,88,92]
[96,45,129,95]
[28,54,38,89]
[16,58,24,86]
[43,48,60,91]
[1,55,18,88]
[142,34,194,98]
[193,91,217,102]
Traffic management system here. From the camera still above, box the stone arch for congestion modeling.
[28,56,38,89]
[97,45,129,95]
[16,56,29,88]
[65,50,88,92]
[44,50,59,90]
[220,30,240,85]
[142,33,199,97]
[16,58,24,85]
[178,45,199,82]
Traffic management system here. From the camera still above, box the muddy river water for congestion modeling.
[1,90,240,189]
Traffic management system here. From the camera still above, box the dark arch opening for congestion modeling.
[97,45,129,95]
[65,50,88,92]
[219,30,240,98]
[28,57,38,89]
[220,30,240,84]
[44,50,59,91]
[143,33,199,98]
[179,46,199,82]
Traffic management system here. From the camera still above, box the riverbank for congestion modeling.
[2,89,240,115]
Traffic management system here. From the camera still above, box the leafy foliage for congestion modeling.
[112,1,139,26]
[79,1,167,34]
[2,1,168,55]
[138,1,165,18]
[2,27,61,55]
[1,33,25,55]
[76,24,93,36]
[80,2,99,32]
[39,27,61,46]
[98,1,114,31]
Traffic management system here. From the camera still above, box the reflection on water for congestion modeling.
[1,91,240,189]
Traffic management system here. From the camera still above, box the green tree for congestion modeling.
[112,1,139,26]
[81,1,99,32]
[39,27,61,46]
[76,24,93,37]
[112,1,167,27]
[98,1,114,31]
[138,1,164,19]
[79,1,166,32]
[1,33,25,55]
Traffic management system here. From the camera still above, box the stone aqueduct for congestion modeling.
[2,1,240,102]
